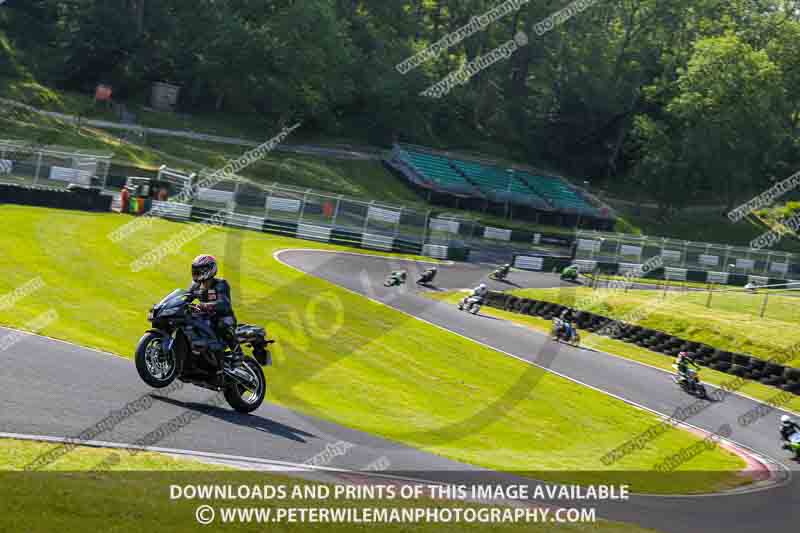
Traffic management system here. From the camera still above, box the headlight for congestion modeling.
[147,309,154,321]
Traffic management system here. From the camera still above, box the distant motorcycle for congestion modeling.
[783,432,800,459]
[458,296,482,315]
[560,266,579,282]
[384,272,407,287]
[551,317,580,346]
[489,268,509,281]
[135,289,274,413]
[417,269,437,285]
[672,366,707,399]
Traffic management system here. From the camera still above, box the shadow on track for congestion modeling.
[151,395,317,443]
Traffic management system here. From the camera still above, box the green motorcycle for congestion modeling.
[560,266,579,282]
[783,432,800,459]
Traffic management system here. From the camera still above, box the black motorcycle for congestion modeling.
[489,268,509,281]
[551,318,580,346]
[416,269,437,285]
[384,272,407,287]
[135,289,274,413]
[672,366,707,399]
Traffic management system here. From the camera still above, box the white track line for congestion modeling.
[274,249,792,497]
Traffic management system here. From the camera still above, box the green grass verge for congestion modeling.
[0,205,750,494]
[607,202,800,250]
[507,284,800,367]
[426,291,800,415]
[0,439,660,533]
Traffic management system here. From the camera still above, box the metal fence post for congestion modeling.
[394,207,403,238]
[232,180,241,212]
[422,209,432,245]
[362,201,374,235]
[101,158,110,191]
[34,152,42,185]
[298,189,310,224]
[760,290,769,318]
[331,195,342,228]
[682,241,689,269]
[264,187,274,220]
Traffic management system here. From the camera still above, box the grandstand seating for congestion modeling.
[516,170,595,215]
[401,151,478,196]
[451,160,551,209]
[396,145,598,216]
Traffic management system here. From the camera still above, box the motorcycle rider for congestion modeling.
[419,265,437,282]
[496,263,511,279]
[553,307,576,340]
[562,264,579,280]
[461,283,488,310]
[675,351,699,384]
[388,270,407,285]
[188,254,238,371]
[472,282,488,301]
[780,415,800,443]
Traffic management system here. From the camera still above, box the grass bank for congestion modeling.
[0,206,748,493]
[0,439,660,533]
[504,285,800,367]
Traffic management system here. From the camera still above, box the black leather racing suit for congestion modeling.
[188,278,237,357]
[780,422,800,442]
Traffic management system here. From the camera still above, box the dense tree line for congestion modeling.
[4,0,800,210]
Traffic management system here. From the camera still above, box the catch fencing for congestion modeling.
[0,140,112,190]
[145,168,431,255]
[574,230,800,278]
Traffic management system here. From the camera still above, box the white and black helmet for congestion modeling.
[191,254,218,282]
[782,415,792,424]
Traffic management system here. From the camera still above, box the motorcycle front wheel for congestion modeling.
[224,359,266,413]
[135,332,178,388]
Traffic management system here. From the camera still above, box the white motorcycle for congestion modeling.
[458,296,482,315]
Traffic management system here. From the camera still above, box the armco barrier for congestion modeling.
[483,291,800,395]
[422,243,470,261]
[180,206,424,258]
[513,254,573,272]
[150,200,191,221]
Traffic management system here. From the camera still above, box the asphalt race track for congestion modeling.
[2,249,799,533]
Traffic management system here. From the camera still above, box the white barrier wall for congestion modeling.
[49,166,92,185]
[514,256,544,271]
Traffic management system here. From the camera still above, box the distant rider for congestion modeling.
[188,255,238,370]
[497,263,511,278]
[389,270,407,284]
[562,264,579,279]
[675,351,699,383]
[420,265,437,281]
[557,307,575,338]
[471,283,489,303]
[780,415,800,443]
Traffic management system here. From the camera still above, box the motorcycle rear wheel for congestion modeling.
[224,359,266,413]
[695,384,707,399]
[135,332,178,388]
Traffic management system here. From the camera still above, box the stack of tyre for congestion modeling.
[484,291,800,395]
